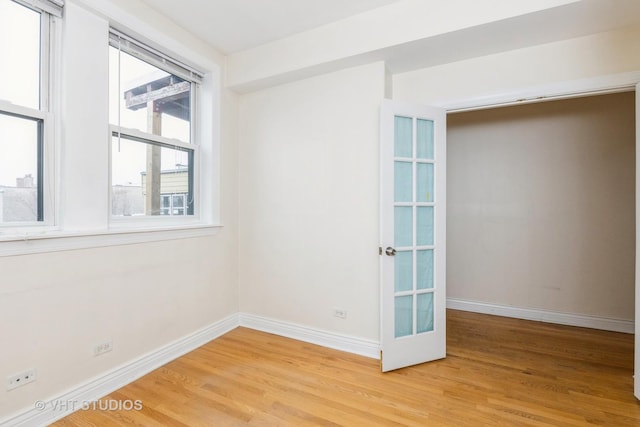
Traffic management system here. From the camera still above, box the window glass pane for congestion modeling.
[111,135,193,217]
[172,194,185,215]
[0,113,40,222]
[0,0,41,109]
[416,119,434,160]
[159,195,170,215]
[395,295,413,338]
[109,46,191,142]
[394,206,412,247]
[416,249,434,290]
[172,194,185,207]
[394,250,412,293]
[394,116,412,158]
[417,293,434,333]
[416,163,434,202]
[416,206,434,246]
[394,161,412,202]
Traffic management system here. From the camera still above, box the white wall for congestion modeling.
[393,24,640,107]
[236,24,640,344]
[238,62,386,341]
[447,93,635,320]
[0,1,238,419]
[226,0,578,91]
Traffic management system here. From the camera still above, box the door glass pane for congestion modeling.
[416,119,434,160]
[394,251,413,292]
[416,163,434,202]
[417,293,434,333]
[395,295,413,338]
[417,250,434,290]
[416,206,434,246]
[0,113,40,222]
[394,116,412,158]
[394,206,412,247]
[0,0,41,109]
[394,161,412,202]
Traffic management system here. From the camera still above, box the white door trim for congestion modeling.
[438,71,640,113]
[424,69,640,399]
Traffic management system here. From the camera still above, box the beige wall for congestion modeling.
[0,233,238,415]
[238,62,385,340]
[447,92,635,319]
[236,24,640,340]
[0,1,239,419]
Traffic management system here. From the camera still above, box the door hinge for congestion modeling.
[379,246,382,255]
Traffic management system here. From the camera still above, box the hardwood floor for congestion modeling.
[54,310,638,426]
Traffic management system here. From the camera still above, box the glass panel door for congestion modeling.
[392,115,436,338]
[380,100,446,372]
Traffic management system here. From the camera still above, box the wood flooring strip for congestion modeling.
[53,310,639,426]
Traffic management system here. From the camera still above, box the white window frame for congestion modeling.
[0,0,59,232]
[108,29,203,228]
[0,1,221,257]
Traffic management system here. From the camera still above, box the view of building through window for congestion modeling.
[0,0,43,223]
[1,1,197,224]
[109,43,194,217]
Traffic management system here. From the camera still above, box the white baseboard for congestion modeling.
[1,314,239,427]
[239,313,380,359]
[447,298,634,334]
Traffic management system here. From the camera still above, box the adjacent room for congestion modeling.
[2,0,640,425]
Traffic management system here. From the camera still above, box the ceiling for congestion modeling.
[139,0,640,92]
[140,0,403,54]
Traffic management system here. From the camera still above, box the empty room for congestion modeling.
[2,0,640,425]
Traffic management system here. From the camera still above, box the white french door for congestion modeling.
[380,99,446,372]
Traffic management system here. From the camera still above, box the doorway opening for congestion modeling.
[444,91,635,330]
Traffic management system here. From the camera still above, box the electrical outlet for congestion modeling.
[333,308,347,319]
[7,368,37,391]
[93,340,113,356]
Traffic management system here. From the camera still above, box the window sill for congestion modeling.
[0,224,221,257]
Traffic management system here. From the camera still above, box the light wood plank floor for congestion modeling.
[54,310,638,426]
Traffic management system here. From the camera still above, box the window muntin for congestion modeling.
[0,0,54,226]
[109,30,201,220]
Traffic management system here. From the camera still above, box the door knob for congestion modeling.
[385,247,396,256]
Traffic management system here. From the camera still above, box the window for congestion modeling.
[109,29,203,219]
[160,193,187,216]
[0,1,219,256]
[0,0,60,225]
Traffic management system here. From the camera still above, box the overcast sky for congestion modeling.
[0,0,40,187]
